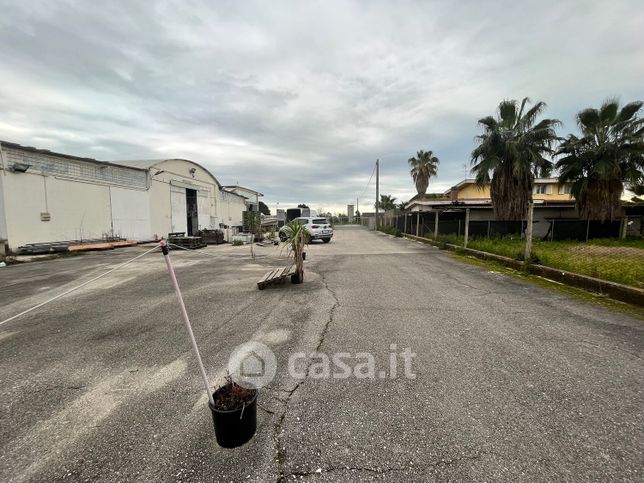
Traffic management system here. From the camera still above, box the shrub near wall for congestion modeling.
[378,225,402,237]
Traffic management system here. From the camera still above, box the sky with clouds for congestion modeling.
[0,0,642,214]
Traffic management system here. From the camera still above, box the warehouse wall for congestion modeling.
[146,159,222,237]
[0,173,8,242]
[110,186,152,240]
[169,185,188,233]
[219,191,246,227]
[2,171,113,249]
[149,178,172,239]
[0,147,253,250]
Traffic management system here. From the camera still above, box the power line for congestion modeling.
[358,162,377,201]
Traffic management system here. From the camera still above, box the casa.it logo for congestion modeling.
[227,341,277,389]
[227,342,417,389]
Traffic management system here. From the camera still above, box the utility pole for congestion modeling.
[375,159,380,230]
[464,208,470,248]
[621,216,628,239]
[356,197,359,224]
[524,202,534,267]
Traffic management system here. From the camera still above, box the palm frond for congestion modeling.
[557,98,644,221]
[599,98,619,122]
[518,101,547,132]
[477,116,497,132]
[498,99,517,126]
[471,97,560,219]
[408,148,440,196]
[516,97,530,124]
[616,101,643,123]
[577,108,600,132]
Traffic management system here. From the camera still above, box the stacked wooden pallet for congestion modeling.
[68,240,137,251]
[198,229,225,245]
[18,238,135,254]
[257,264,296,290]
[167,233,207,249]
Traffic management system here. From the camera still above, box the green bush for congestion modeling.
[378,225,402,237]
[437,234,464,245]
[232,240,244,246]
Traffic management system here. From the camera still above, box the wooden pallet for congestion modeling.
[68,240,137,252]
[257,264,296,290]
[167,236,207,249]
[18,237,128,254]
[198,229,225,245]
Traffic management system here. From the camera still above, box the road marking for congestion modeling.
[256,328,291,344]
[0,330,18,343]
[6,358,187,482]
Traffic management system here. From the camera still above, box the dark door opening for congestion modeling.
[186,189,198,236]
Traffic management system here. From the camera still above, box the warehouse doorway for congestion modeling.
[186,188,198,236]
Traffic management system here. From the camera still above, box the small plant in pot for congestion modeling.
[209,374,258,448]
[281,219,308,283]
[159,240,258,449]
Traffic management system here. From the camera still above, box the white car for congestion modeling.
[279,217,333,243]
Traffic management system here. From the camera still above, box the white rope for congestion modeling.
[167,242,271,260]
[167,243,194,252]
[166,243,226,260]
[0,244,161,328]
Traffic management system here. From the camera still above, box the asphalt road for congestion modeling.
[0,226,642,482]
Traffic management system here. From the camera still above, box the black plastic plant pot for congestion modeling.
[291,271,303,284]
[208,389,258,448]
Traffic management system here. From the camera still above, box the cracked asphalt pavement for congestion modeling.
[0,226,642,481]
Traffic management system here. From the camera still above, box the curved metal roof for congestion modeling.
[110,158,222,187]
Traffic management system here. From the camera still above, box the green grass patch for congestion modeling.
[432,235,644,288]
[378,225,403,237]
[436,234,465,246]
[450,252,644,320]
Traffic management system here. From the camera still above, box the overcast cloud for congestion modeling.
[0,0,642,213]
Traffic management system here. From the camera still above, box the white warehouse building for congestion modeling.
[0,141,250,253]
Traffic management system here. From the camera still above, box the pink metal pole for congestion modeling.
[160,240,214,407]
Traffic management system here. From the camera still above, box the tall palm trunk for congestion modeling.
[294,229,305,280]
[578,178,623,220]
[490,165,533,220]
[471,98,560,221]
[415,177,429,196]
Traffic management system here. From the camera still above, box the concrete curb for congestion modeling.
[402,233,644,307]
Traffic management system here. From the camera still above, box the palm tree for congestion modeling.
[397,200,408,210]
[408,150,439,196]
[375,194,397,211]
[556,99,644,221]
[471,97,560,220]
[281,219,308,283]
